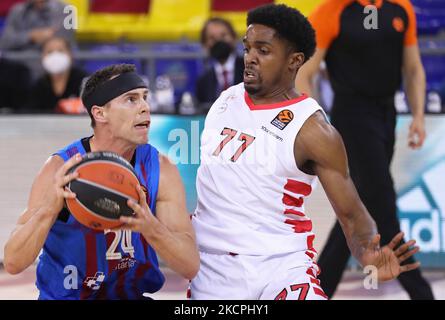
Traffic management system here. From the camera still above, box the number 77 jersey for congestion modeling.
[193,83,325,256]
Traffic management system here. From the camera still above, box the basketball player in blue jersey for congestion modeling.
[3,64,199,299]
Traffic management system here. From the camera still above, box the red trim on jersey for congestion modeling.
[244,92,308,111]
[80,232,98,300]
[313,287,328,299]
[310,277,321,286]
[284,209,306,217]
[306,268,317,278]
[284,179,312,196]
[305,250,315,259]
[307,234,315,250]
[282,193,304,207]
[284,219,312,233]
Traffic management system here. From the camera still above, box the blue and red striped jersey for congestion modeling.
[36,137,165,300]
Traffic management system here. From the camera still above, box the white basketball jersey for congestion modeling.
[193,83,325,256]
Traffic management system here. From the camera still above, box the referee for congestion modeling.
[296,0,434,299]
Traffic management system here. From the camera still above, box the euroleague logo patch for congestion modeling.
[271,109,294,130]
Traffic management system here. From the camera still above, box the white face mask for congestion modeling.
[42,51,71,74]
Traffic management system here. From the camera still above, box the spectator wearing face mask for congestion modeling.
[26,36,88,113]
[196,17,244,112]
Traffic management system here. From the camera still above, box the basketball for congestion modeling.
[65,151,140,231]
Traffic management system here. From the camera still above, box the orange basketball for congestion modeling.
[66,152,140,231]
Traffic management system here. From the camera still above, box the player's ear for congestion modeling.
[91,105,107,125]
[289,51,305,72]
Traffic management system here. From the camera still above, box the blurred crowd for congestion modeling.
[0,0,444,115]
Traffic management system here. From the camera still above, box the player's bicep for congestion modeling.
[301,117,363,220]
[155,154,195,237]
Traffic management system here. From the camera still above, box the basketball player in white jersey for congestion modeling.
[190,4,420,300]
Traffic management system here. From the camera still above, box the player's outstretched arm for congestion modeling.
[294,112,419,281]
[119,154,200,280]
[3,154,82,274]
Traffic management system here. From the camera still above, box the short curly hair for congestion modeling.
[247,4,316,63]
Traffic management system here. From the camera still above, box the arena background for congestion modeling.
[0,0,444,299]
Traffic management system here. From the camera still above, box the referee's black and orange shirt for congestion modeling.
[309,0,418,99]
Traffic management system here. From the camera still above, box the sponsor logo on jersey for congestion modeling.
[84,271,105,290]
[261,126,283,142]
[114,257,137,271]
[271,110,294,130]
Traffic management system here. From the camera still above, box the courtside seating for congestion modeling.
[67,0,209,42]
[1,1,443,42]
[210,0,323,37]
[210,0,272,37]
[64,0,324,43]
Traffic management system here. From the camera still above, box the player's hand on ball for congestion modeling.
[361,232,420,282]
[119,184,159,236]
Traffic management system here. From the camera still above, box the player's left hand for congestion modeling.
[117,184,162,238]
[360,232,420,282]
[408,116,426,149]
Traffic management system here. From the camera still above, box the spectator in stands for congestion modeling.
[0,0,74,51]
[27,36,87,113]
[196,17,244,112]
[0,52,31,112]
